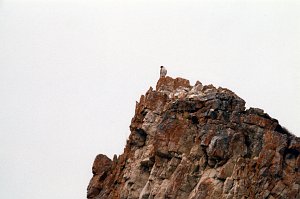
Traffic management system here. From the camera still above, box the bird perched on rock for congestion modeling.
[160,66,167,78]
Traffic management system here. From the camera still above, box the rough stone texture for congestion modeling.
[87,76,300,199]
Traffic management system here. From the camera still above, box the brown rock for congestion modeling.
[87,154,112,198]
[156,76,191,92]
[87,76,300,199]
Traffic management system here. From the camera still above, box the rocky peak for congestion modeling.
[87,76,299,199]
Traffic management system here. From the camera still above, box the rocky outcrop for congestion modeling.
[87,76,300,199]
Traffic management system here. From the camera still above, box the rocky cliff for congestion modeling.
[87,76,300,199]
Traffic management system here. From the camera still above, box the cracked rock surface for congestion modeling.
[87,76,300,199]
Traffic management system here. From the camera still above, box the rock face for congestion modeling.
[87,76,300,199]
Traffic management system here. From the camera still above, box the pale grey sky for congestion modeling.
[0,1,299,199]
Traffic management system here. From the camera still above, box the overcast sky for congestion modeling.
[0,0,299,199]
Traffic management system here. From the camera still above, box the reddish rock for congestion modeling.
[87,76,299,199]
[156,76,191,92]
[87,154,112,198]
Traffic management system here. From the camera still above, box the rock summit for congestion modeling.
[87,76,300,199]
